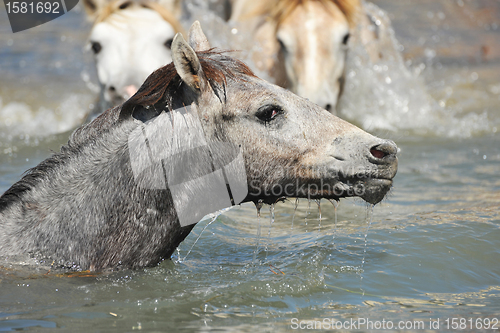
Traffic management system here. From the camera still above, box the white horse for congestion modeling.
[83,0,184,113]
[230,0,360,113]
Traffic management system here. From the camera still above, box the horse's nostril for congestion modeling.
[325,104,332,112]
[370,141,398,159]
[370,147,387,159]
[109,86,116,92]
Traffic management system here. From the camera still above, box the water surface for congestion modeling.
[0,1,499,331]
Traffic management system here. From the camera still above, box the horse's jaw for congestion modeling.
[241,131,398,206]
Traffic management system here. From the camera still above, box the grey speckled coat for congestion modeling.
[0,22,397,271]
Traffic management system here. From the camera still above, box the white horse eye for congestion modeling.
[90,41,102,54]
[164,38,173,49]
[277,38,287,53]
[118,1,132,10]
[342,33,350,45]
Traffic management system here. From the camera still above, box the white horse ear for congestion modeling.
[188,21,210,52]
[172,33,203,92]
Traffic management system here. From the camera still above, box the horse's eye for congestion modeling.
[277,38,287,53]
[342,33,350,45]
[256,105,283,124]
[164,38,173,49]
[90,41,102,54]
[118,1,132,9]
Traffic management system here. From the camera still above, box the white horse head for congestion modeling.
[84,0,184,111]
[230,0,359,114]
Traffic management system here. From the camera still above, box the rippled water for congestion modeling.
[1,1,500,331]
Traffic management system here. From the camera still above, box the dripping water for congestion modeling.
[314,199,322,245]
[359,204,375,287]
[304,199,312,232]
[328,199,340,249]
[264,204,276,263]
[288,198,300,246]
[252,200,264,264]
[316,199,322,232]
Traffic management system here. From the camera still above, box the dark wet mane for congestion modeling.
[123,49,256,112]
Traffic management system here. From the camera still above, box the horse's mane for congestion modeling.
[94,0,184,34]
[0,50,255,212]
[252,0,360,27]
[125,49,256,109]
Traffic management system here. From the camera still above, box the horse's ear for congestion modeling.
[188,21,210,52]
[172,33,204,92]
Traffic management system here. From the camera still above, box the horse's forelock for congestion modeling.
[140,1,184,34]
[254,0,360,28]
[94,0,184,34]
[125,50,256,109]
[94,0,117,23]
[332,0,360,26]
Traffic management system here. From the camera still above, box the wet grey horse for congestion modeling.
[0,22,397,271]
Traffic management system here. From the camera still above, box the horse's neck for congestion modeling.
[0,117,183,269]
[70,105,122,146]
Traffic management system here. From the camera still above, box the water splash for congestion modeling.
[180,216,217,262]
[0,94,91,139]
[338,2,498,137]
[175,248,181,262]
[180,207,234,262]
[339,2,436,134]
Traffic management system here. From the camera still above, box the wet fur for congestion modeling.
[0,51,254,271]
[0,24,397,270]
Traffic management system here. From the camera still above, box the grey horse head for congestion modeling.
[0,21,397,270]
